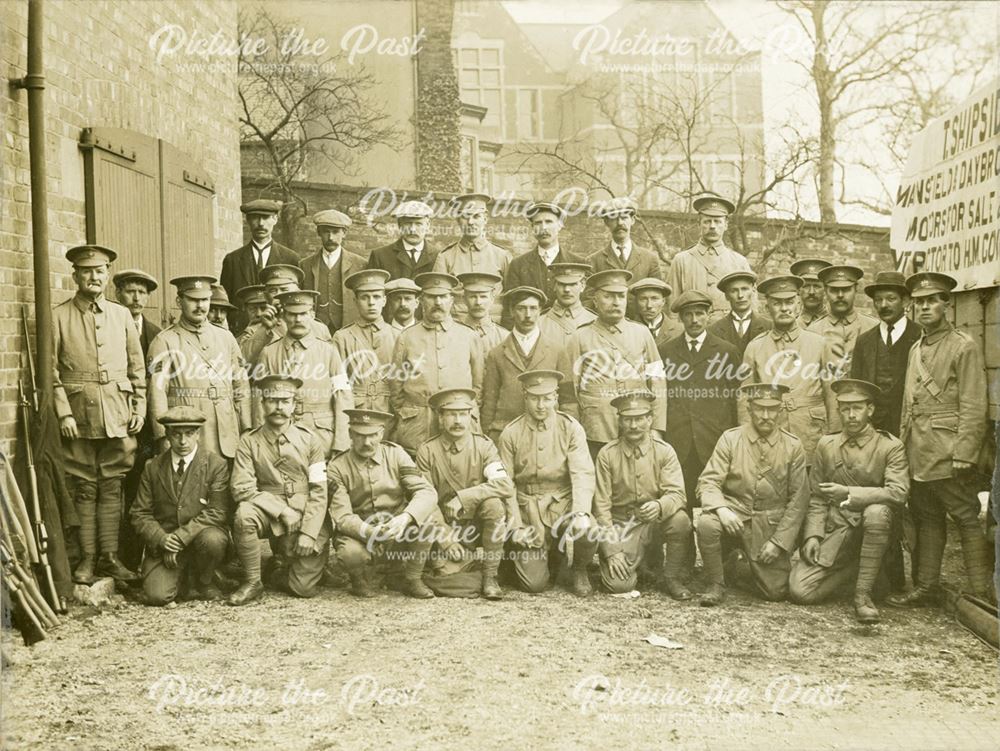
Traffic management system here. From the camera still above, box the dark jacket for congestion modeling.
[299,249,367,333]
[481,328,564,438]
[501,247,584,328]
[365,238,439,281]
[850,317,921,436]
[584,242,663,314]
[219,241,299,333]
[708,311,772,358]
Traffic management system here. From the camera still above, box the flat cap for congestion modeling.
[818,265,864,288]
[257,374,302,398]
[113,268,158,291]
[758,275,804,299]
[171,275,217,299]
[629,277,672,296]
[346,269,390,293]
[693,194,735,217]
[610,390,656,416]
[453,193,492,214]
[717,270,757,292]
[240,199,282,215]
[67,244,117,267]
[429,388,478,411]
[237,285,268,307]
[275,289,319,311]
[210,284,236,309]
[586,268,633,292]
[457,272,502,292]
[599,196,637,218]
[906,271,957,298]
[525,201,566,221]
[741,382,789,407]
[831,378,882,403]
[518,369,562,395]
[502,286,547,307]
[670,288,712,313]
[393,200,433,219]
[313,209,352,228]
[259,264,304,287]
[157,405,206,429]
[549,262,591,283]
[864,270,909,298]
[415,272,459,294]
[345,408,394,434]
[789,258,831,281]
[384,277,421,297]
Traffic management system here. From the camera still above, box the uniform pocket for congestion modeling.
[399,406,421,421]
[929,414,958,432]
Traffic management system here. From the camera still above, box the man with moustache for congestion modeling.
[628,277,683,346]
[55,245,146,584]
[113,269,161,357]
[708,271,771,358]
[538,263,595,338]
[790,258,831,328]
[333,270,397,413]
[585,197,662,315]
[696,383,810,606]
[300,209,367,335]
[208,284,237,329]
[384,277,421,332]
[808,265,877,375]
[367,201,439,281]
[457,272,508,352]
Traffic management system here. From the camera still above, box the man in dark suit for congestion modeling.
[659,289,742,511]
[366,200,439,282]
[709,271,771,358]
[585,197,663,315]
[629,277,683,346]
[220,199,299,334]
[300,208,366,334]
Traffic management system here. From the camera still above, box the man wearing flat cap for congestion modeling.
[696,383,809,606]
[130,406,231,605]
[113,268,161,358]
[457,272,508,352]
[888,271,993,607]
[789,379,909,624]
[389,272,485,454]
[483,287,564,441]
[333,269,397,414]
[789,258,831,328]
[807,265,878,375]
[366,200,439,281]
[384,277,421,333]
[220,199,299,334]
[328,408,440,599]
[668,194,752,319]
[147,275,252,462]
[208,284,237,330]
[416,388,517,600]
[741,275,838,463]
[708,271,771,358]
[497,370,598,596]
[55,245,146,584]
[229,375,332,605]
[255,290,354,456]
[300,208,367,335]
[538,263,595,338]
[628,277,683,346]
[435,193,511,322]
[557,269,666,456]
[594,391,692,598]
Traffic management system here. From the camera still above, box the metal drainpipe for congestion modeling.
[12,0,52,398]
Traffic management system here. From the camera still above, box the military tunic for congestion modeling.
[539,301,595,339]
[332,319,397,413]
[807,310,878,376]
[460,318,509,355]
[667,242,752,317]
[434,237,511,320]
[238,317,331,368]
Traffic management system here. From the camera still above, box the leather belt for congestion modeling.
[171,386,232,401]
[258,481,309,496]
[781,395,824,411]
[61,369,127,384]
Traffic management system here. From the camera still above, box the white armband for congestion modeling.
[308,462,326,483]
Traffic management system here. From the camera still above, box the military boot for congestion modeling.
[481,572,503,600]
[400,577,435,599]
[570,566,593,597]
[886,585,935,608]
[700,583,725,607]
[349,569,376,598]
[96,552,139,582]
[663,530,692,601]
[73,555,97,586]
[854,594,880,624]
[73,481,99,584]
[227,580,264,606]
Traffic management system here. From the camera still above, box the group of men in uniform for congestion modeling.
[50,189,993,623]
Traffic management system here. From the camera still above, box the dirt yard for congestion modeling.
[3,546,997,751]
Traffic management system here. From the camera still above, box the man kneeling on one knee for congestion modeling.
[789,379,909,624]
[130,406,231,605]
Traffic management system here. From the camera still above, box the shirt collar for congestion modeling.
[686,330,707,347]
[841,424,876,448]
[550,300,583,317]
[770,324,800,342]
[882,316,906,340]
[613,238,632,255]
[621,436,650,457]
[747,423,779,446]
[352,445,384,466]
[178,317,208,334]
[260,424,292,445]
[459,236,486,252]
[445,433,472,454]
[73,292,105,313]
[922,321,952,344]
[596,317,623,334]
[538,243,559,265]
[645,313,664,330]
[420,317,453,332]
[528,415,552,431]
[403,241,424,254]
[172,446,197,470]
[697,241,721,256]
[252,240,272,253]
[286,333,315,349]
[732,310,752,323]
[512,326,540,348]
[833,310,858,325]
[322,247,342,264]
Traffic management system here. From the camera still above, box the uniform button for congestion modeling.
[97,342,104,347]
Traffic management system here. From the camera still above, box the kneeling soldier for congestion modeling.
[789,379,909,623]
[229,375,331,606]
[329,409,440,598]
[130,406,231,605]
[497,370,598,596]
[416,388,516,600]
[594,392,692,598]
[696,383,809,606]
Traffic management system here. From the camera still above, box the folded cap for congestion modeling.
[66,244,117,267]
[112,268,158,291]
[171,275,217,299]
[240,199,282,215]
[670,289,712,314]
[313,209,352,228]
[692,194,735,217]
[906,271,957,298]
[831,378,882,403]
[456,272,502,292]
[259,264,304,287]
[257,374,302,398]
[210,284,237,309]
[717,270,757,292]
[741,382,789,407]
[864,270,909,298]
[157,405,207,429]
[502,286,547,307]
[393,200,433,219]
[345,269,390,293]
[384,277,421,297]
[586,268,633,292]
[345,408,394,434]
[429,388,478,411]
[237,285,268,307]
[275,289,319,311]
[789,258,831,281]
[518,369,562,395]
[629,277,672,296]
[610,390,656,416]
[549,263,591,283]
[818,265,864,288]
[525,201,566,221]
[758,275,804,299]
[415,272,459,294]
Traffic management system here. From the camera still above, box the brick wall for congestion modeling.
[1,0,243,456]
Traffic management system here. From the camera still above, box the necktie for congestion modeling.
[408,249,418,266]
[174,457,186,492]
[688,339,697,353]
[615,246,625,265]
[885,327,892,348]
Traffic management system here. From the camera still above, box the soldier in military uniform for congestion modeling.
[789,379,909,624]
[388,272,484,454]
[628,277,683,346]
[228,375,331,605]
[328,409,440,599]
[538,263,595,338]
[333,269,397,413]
[696,383,810,606]
[888,272,993,606]
[255,290,353,454]
[741,275,838,463]
[130,406,231,605]
[557,269,666,457]
[147,275,252,461]
[416,388,516,600]
[667,195,752,318]
[208,284,237,329]
[54,245,146,584]
[593,392,692,598]
[236,284,270,329]
[807,265,878,375]
[498,370,598,596]
[384,277,421,332]
[789,258,831,328]
[300,208,367,334]
[457,272,508,352]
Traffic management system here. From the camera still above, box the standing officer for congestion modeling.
[389,272,484,454]
[416,388,516,600]
[130,406,231,605]
[667,194,752,318]
[220,199,298,334]
[255,290,353,453]
[209,284,237,329]
[384,277,421,332]
[497,370,597,596]
[333,269,397,413]
[741,275,838,463]
[808,265,878,375]
[558,269,666,456]
[300,209,367,335]
[696,383,810,606]
[585,197,662,315]
[708,271,771,358]
[888,272,992,606]
[328,409,440,599]
[789,258,831,328]
[229,375,331,605]
[147,275,251,461]
[54,245,146,584]
[366,201,438,281]
[457,272,508,352]
[538,263,594,338]
[593,392,691,598]
[789,379,909,624]
[628,278,683,346]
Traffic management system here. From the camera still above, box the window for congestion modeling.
[458,45,504,132]
[517,89,542,140]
